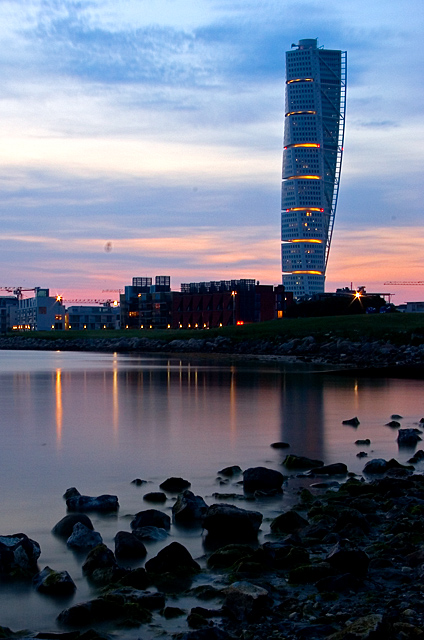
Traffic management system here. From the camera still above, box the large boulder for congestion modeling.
[207,544,255,569]
[131,509,171,531]
[0,533,41,578]
[397,429,422,447]
[282,455,324,470]
[159,477,191,493]
[202,504,262,541]
[223,581,271,622]
[145,541,200,576]
[326,540,370,577]
[52,514,94,538]
[33,566,76,595]
[66,494,119,513]
[242,467,285,493]
[114,531,147,560]
[133,526,169,542]
[310,463,348,476]
[66,523,103,551]
[172,490,208,523]
[82,544,118,578]
[270,510,309,535]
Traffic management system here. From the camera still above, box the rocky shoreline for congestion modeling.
[3,447,424,640]
[1,333,424,372]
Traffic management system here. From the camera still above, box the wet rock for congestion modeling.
[143,492,167,503]
[391,414,403,419]
[270,510,309,535]
[202,504,263,541]
[130,509,171,531]
[397,428,422,447]
[327,614,387,640]
[145,541,200,576]
[207,544,255,569]
[386,420,401,428]
[57,598,125,627]
[270,442,290,449]
[355,439,371,445]
[52,514,94,538]
[66,523,103,551]
[82,544,118,579]
[33,566,76,595]
[63,487,81,500]
[282,454,324,470]
[178,627,232,640]
[114,531,147,560]
[342,417,360,426]
[172,490,208,523]
[288,562,334,584]
[105,587,165,610]
[335,508,370,534]
[310,462,348,475]
[243,466,285,493]
[408,449,424,463]
[159,477,191,493]
[262,541,310,569]
[131,478,147,486]
[217,465,242,477]
[187,611,209,629]
[363,458,388,474]
[163,606,186,618]
[66,494,119,513]
[0,533,41,578]
[132,526,169,541]
[326,539,370,577]
[316,572,362,593]
[223,581,270,622]
[115,567,149,590]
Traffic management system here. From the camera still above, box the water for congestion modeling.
[0,349,423,635]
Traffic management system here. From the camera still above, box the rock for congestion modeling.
[114,531,147,560]
[143,492,167,503]
[63,487,81,499]
[178,627,232,640]
[82,544,118,578]
[202,504,263,540]
[217,465,242,477]
[262,541,310,569]
[33,566,76,595]
[172,490,208,523]
[52,514,94,538]
[270,442,290,449]
[207,544,255,569]
[288,562,334,584]
[342,417,360,426]
[66,494,119,513]
[326,539,370,577]
[131,478,147,486]
[66,523,103,551]
[316,572,362,593]
[115,567,149,590]
[397,428,422,447]
[163,606,186,618]
[270,510,309,534]
[145,541,200,576]
[242,466,285,493]
[327,614,387,640]
[282,454,324,470]
[159,477,191,493]
[310,462,348,475]
[386,420,401,428]
[131,509,171,531]
[355,439,371,445]
[132,526,169,541]
[0,533,41,578]
[391,414,403,419]
[57,598,125,627]
[357,452,368,458]
[223,581,270,622]
[408,449,424,463]
[363,458,388,474]
[105,587,165,610]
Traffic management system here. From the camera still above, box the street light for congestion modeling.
[231,290,237,325]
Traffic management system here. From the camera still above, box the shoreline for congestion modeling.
[1,333,423,378]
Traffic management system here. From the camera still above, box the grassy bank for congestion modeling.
[8,313,424,345]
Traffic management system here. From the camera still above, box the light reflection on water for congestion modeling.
[0,349,423,634]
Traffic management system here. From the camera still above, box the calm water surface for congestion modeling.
[0,349,423,634]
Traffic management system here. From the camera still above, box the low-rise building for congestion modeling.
[0,296,19,333]
[12,288,65,331]
[66,304,120,330]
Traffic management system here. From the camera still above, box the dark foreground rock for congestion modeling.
[33,566,76,595]
[202,504,263,541]
[0,533,41,578]
[66,494,119,513]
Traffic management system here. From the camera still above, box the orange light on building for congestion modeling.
[292,270,323,275]
[286,78,314,84]
[290,239,322,243]
[286,175,321,180]
[285,110,316,117]
[286,207,324,212]
[236,320,244,325]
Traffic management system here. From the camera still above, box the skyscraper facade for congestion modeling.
[281,38,346,298]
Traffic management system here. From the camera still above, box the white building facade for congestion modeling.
[12,288,65,331]
[281,38,346,298]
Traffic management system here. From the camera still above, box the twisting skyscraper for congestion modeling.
[281,38,346,298]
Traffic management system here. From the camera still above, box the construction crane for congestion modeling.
[102,289,123,294]
[64,299,119,307]
[384,281,424,286]
[0,286,37,300]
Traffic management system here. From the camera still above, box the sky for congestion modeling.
[0,0,423,304]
